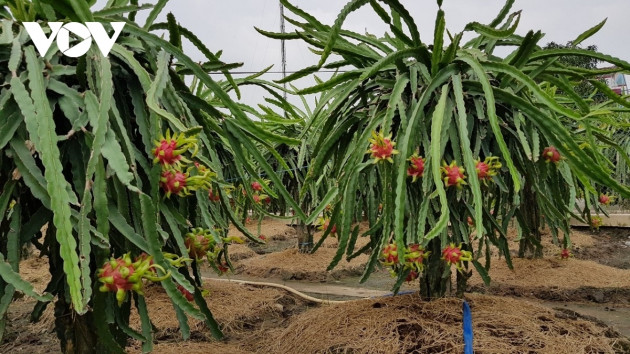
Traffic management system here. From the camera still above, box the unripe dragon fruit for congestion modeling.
[407,154,425,182]
[185,228,214,260]
[542,146,561,163]
[441,161,467,189]
[367,131,398,163]
[442,243,472,272]
[590,216,603,230]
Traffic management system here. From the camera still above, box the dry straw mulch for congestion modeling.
[470,257,630,289]
[129,279,308,339]
[262,293,628,354]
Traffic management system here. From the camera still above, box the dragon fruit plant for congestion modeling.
[262,0,630,299]
[0,1,305,352]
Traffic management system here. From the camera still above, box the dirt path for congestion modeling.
[541,302,630,338]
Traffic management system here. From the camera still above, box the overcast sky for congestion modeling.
[106,0,630,111]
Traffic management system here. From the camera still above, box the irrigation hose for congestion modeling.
[205,277,348,304]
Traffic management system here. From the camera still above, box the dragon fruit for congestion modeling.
[542,146,561,163]
[381,243,399,266]
[441,161,467,189]
[442,243,472,272]
[475,156,501,181]
[560,248,572,260]
[159,164,214,198]
[403,244,429,272]
[367,131,398,163]
[405,270,419,282]
[251,181,263,191]
[152,129,198,166]
[208,189,221,202]
[177,284,195,302]
[590,216,603,230]
[318,217,337,235]
[599,194,612,205]
[184,228,214,260]
[97,253,168,305]
[160,170,187,197]
[407,153,425,182]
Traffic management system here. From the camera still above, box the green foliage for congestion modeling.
[0,1,299,351]
[264,0,630,298]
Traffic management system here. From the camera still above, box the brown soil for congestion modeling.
[0,255,57,354]
[574,227,630,269]
[226,243,258,261]
[503,226,596,257]
[235,248,369,281]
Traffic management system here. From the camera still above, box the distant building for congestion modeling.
[600,67,628,95]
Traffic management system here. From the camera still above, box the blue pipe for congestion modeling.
[463,300,473,354]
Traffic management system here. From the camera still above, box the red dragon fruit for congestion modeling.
[318,217,337,235]
[208,189,221,202]
[599,194,612,205]
[475,156,502,181]
[251,181,263,191]
[442,243,472,272]
[381,243,399,266]
[152,129,198,166]
[407,153,425,182]
[405,270,419,282]
[160,170,187,197]
[441,161,467,189]
[560,248,572,260]
[367,131,398,163]
[403,244,429,272]
[542,146,561,163]
[97,253,168,305]
[177,284,194,302]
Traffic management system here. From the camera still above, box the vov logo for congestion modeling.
[23,22,125,57]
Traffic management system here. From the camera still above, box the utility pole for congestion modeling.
[279,1,287,101]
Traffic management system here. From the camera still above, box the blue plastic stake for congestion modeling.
[463,300,473,354]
